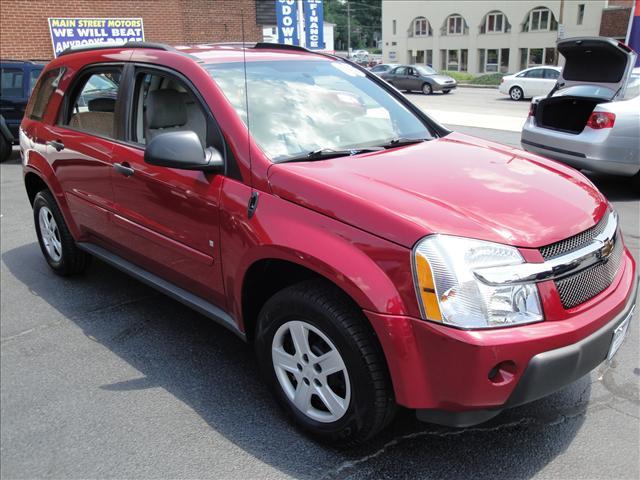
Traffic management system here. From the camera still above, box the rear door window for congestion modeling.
[26,68,64,121]
[1,68,24,98]
[525,69,544,78]
[543,69,559,79]
[61,69,122,139]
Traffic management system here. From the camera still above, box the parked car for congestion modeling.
[21,42,636,447]
[499,66,562,100]
[380,65,457,94]
[0,59,44,162]
[351,49,369,62]
[369,63,398,74]
[521,37,640,187]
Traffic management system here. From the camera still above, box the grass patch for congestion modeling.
[441,70,475,83]
[469,73,505,85]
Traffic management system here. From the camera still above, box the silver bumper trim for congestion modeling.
[474,211,619,286]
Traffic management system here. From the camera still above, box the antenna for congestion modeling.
[241,10,254,193]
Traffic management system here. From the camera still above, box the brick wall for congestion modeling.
[0,0,261,60]
[599,0,633,38]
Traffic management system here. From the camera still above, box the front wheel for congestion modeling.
[422,83,433,95]
[509,86,524,101]
[255,280,396,447]
[33,190,90,275]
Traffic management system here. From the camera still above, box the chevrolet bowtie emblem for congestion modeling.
[598,237,615,260]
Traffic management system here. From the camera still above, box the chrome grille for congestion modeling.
[540,213,608,260]
[554,237,623,309]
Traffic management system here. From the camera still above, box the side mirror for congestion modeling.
[144,131,224,173]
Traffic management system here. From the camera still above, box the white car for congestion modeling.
[499,66,562,100]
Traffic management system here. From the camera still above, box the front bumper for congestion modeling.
[433,83,457,92]
[365,248,637,426]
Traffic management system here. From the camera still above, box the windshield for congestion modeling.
[206,60,432,162]
[415,66,437,75]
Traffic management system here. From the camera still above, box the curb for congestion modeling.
[457,84,499,89]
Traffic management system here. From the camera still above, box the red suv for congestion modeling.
[21,42,637,446]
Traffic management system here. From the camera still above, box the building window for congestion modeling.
[447,15,465,35]
[479,48,510,73]
[415,49,433,66]
[413,17,431,36]
[391,41,397,46]
[523,7,557,32]
[486,12,505,33]
[392,19,396,35]
[442,49,467,71]
[577,4,585,25]
[519,47,558,69]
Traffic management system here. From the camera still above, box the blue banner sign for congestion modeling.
[304,0,324,50]
[276,0,299,45]
[48,18,145,57]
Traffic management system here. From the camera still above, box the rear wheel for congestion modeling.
[255,280,396,447]
[0,136,11,163]
[509,86,524,101]
[422,83,433,95]
[33,190,90,276]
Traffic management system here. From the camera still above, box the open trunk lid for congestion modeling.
[557,37,637,97]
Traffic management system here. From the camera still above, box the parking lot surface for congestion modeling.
[1,89,639,478]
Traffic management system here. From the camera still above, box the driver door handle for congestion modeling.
[113,162,135,177]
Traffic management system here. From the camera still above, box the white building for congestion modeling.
[262,22,335,53]
[381,0,609,74]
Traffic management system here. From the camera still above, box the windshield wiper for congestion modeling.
[378,137,429,148]
[277,147,384,163]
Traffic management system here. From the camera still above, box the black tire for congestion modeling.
[422,83,433,95]
[255,279,396,447]
[0,135,11,163]
[33,190,90,276]
[509,86,524,101]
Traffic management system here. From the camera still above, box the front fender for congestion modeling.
[219,179,419,330]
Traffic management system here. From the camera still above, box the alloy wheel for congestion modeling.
[39,206,62,262]
[271,320,351,423]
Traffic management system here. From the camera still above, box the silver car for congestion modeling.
[521,37,639,186]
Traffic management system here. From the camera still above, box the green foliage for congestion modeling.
[441,71,475,83]
[469,73,505,85]
[324,0,381,50]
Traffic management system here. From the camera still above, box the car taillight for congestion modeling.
[586,112,615,129]
[528,103,536,117]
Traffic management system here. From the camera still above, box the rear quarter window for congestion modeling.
[26,68,64,121]
[1,68,24,98]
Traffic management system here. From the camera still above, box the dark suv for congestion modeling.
[1,60,44,161]
[20,42,636,446]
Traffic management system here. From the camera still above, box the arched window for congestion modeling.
[410,16,432,37]
[480,10,511,34]
[442,14,468,35]
[522,7,558,32]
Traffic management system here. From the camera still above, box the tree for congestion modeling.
[324,0,381,51]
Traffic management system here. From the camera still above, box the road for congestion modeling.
[1,87,639,479]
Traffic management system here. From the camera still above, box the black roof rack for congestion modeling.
[58,41,178,57]
[253,42,312,53]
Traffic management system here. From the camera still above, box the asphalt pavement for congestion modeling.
[1,87,639,479]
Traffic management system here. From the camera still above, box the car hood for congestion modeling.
[267,132,608,249]
[428,74,456,84]
[557,37,637,95]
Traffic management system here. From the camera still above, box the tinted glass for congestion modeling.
[394,67,407,75]
[207,60,432,162]
[27,68,63,120]
[29,68,43,95]
[525,69,544,78]
[543,69,559,79]
[1,68,24,97]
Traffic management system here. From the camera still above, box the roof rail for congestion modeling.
[253,42,312,53]
[58,41,178,57]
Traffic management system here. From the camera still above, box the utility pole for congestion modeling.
[347,1,351,57]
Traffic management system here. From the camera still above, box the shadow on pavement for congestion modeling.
[2,240,590,479]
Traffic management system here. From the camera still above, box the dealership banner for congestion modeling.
[48,18,144,57]
[303,0,324,50]
[276,0,299,45]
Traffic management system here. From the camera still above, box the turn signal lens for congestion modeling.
[586,112,615,129]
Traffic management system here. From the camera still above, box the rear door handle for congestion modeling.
[113,162,135,177]
[46,140,65,151]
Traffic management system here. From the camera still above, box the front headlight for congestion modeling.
[412,235,543,329]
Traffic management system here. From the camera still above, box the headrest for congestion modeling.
[88,97,116,112]
[146,89,187,129]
